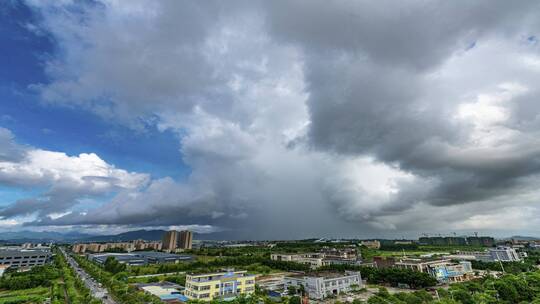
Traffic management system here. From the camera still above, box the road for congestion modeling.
[59,248,118,304]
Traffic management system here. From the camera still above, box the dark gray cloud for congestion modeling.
[260,1,540,215]
[263,0,538,70]
[9,0,540,238]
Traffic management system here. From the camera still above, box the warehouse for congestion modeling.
[88,251,193,266]
[0,249,51,269]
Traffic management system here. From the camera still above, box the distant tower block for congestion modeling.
[178,230,193,250]
[162,230,179,252]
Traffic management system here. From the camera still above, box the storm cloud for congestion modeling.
[3,0,540,238]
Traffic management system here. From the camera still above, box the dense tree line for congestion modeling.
[379,243,420,251]
[470,260,533,273]
[364,271,540,304]
[104,255,128,274]
[366,287,433,304]
[147,255,310,275]
[0,264,60,290]
[72,253,166,304]
[53,249,101,304]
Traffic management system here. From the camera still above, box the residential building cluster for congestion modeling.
[184,269,256,301]
[271,247,361,269]
[418,236,495,247]
[72,239,162,253]
[87,251,193,266]
[162,230,193,252]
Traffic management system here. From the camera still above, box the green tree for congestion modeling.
[287,285,297,296]
[104,256,127,274]
[451,289,473,304]
[288,296,301,304]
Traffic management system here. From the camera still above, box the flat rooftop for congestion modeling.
[287,271,358,279]
[0,249,51,257]
[92,252,192,260]
[188,270,253,276]
[135,252,192,259]
[395,258,452,264]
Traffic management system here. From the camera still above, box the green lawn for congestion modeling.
[0,286,50,304]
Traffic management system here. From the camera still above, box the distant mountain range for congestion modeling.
[82,229,168,242]
[0,230,94,243]
[0,229,234,243]
[1,230,538,243]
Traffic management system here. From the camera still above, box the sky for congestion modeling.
[1,0,540,239]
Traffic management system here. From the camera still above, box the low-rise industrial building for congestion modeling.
[488,246,521,262]
[444,247,522,263]
[0,249,51,269]
[394,258,473,283]
[184,270,256,301]
[135,282,187,303]
[284,271,362,300]
[271,249,361,269]
[88,252,193,266]
[271,253,326,269]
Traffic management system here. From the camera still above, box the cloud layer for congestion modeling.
[3,0,540,238]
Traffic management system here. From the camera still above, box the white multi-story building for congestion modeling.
[271,249,360,269]
[284,271,362,299]
[270,253,326,269]
[489,246,521,262]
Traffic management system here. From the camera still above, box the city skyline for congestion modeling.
[3,1,540,240]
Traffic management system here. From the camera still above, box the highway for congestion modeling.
[60,248,117,304]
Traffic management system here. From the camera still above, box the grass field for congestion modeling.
[0,286,50,304]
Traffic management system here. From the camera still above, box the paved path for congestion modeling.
[60,248,117,304]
